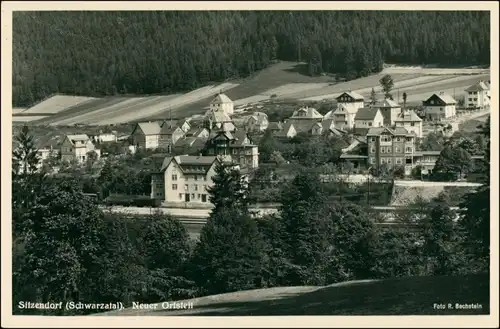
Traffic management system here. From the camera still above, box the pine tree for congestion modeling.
[207,161,249,216]
[12,125,41,176]
[379,74,394,100]
[370,87,377,105]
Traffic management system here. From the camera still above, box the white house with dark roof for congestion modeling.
[465,80,490,110]
[209,93,234,116]
[353,107,384,135]
[422,92,457,121]
[151,155,221,204]
[375,99,402,126]
[131,122,162,149]
[159,121,186,151]
[60,134,100,163]
[394,110,423,138]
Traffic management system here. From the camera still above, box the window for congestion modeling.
[381,147,385,153]
[440,108,443,112]
[396,158,402,164]
[203,176,207,181]
[474,98,478,101]
[469,98,473,101]
[387,159,392,164]
[395,147,400,153]
[371,137,376,142]
[70,148,73,152]
[194,175,198,181]
[387,147,392,153]
[396,137,401,142]
[406,147,413,153]
[233,149,237,155]
[406,137,412,142]
[430,100,434,105]
[197,194,201,199]
[370,147,375,153]
[368,122,372,127]
[191,193,195,199]
[82,156,86,161]
[185,184,188,191]
[194,185,198,191]
[381,135,392,142]
[381,158,386,164]
[179,193,183,199]
[202,194,207,202]
[172,174,177,181]
[411,122,415,126]
[172,184,178,190]
[370,158,376,164]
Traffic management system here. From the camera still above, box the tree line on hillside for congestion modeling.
[13,11,490,107]
[12,122,490,315]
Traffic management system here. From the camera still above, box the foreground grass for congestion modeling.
[99,274,489,316]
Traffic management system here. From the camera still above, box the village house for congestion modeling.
[151,155,221,204]
[203,129,259,169]
[245,112,269,132]
[366,127,416,175]
[159,121,186,152]
[412,150,441,175]
[173,136,208,155]
[465,80,490,110]
[276,106,323,138]
[394,109,423,138]
[375,99,402,126]
[208,92,234,116]
[323,91,365,130]
[353,107,384,135]
[422,92,457,121]
[96,132,117,143]
[60,134,100,163]
[131,121,162,149]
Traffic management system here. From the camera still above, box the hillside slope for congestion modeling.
[98,274,489,316]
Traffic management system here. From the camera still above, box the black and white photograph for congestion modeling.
[1,1,498,327]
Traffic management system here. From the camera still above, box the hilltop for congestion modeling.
[98,274,489,316]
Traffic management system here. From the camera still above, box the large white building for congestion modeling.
[465,81,490,110]
[324,91,365,130]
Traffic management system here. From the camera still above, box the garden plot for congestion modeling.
[22,95,97,114]
[106,82,240,124]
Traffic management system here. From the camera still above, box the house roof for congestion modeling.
[160,122,182,135]
[354,108,380,121]
[465,81,489,92]
[333,103,358,115]
[366,126,413,137]
[337,91,364,101]
[66,134,90,145]
[161,155,218,172]
[211,93,232,104]
[279,119,317,135]
[208,110,232,123]
[247,112,268,125]
[290,106,324,120]
[394,110,422,122]
[136,122,161,135]
[186,127,208,137]
[425,93,457,105]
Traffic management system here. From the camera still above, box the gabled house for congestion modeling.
[177,119,192,133]
[173,136,208,155]
[151,155,222,204]
[203,129,259,169]
[289,106,324,121]
[131,121,162,149]
[245,112,269,132]
[324,104,357,130]
[394,110,423,138]
[275,120,314,139]
[334,91,365,122]
[159,121,186,151]
[208,93,234,116]
[422,92,457,121]
[60,134,100,163]
[375,99,402,126]
[465,80,490,110]
[353,107,384,135]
